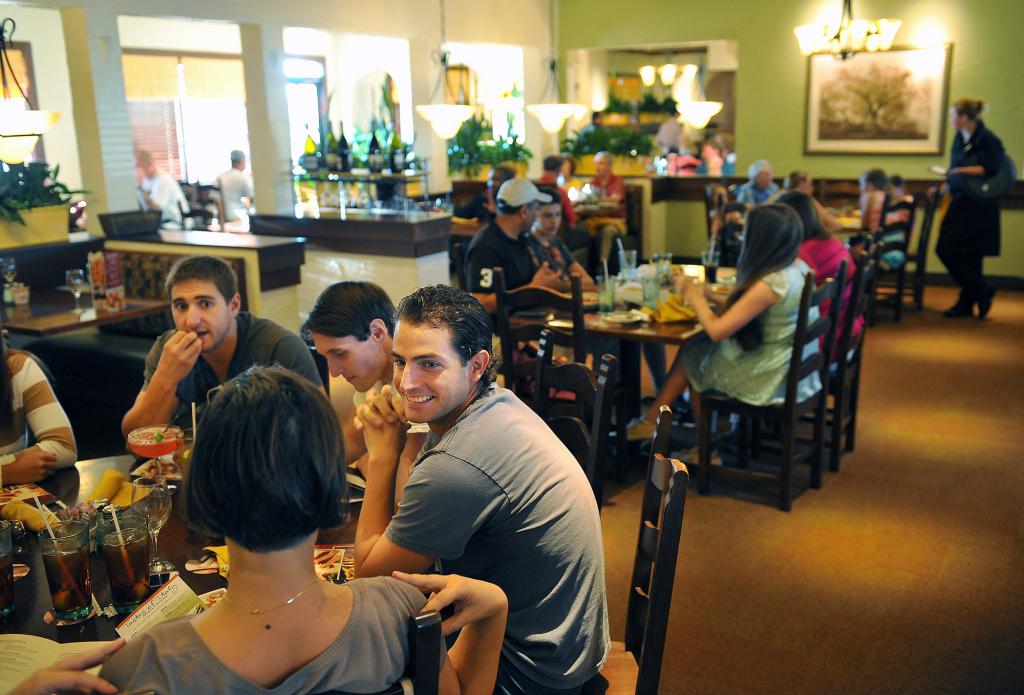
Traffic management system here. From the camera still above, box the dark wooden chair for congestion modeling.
[323,610,442,695]
[827,250,876,471]
[696,273,837,511]
[533,329,617,507]
[703,182,729,239]
[494,267,585,397]
[585,407,688,695]
[906,185,941,311]
[871,193,920,323]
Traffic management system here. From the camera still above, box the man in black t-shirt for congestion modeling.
[464,178,562,314]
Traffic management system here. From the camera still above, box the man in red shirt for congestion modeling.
[583,151,628,264]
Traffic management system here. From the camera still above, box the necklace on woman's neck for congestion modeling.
[222,577,322,616]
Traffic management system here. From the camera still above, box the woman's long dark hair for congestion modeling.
[725,204,803,351]
[777,190,828,242]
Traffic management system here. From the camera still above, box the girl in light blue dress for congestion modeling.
[630,204,821,439]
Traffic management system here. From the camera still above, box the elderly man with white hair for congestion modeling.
[582,150,629,264]
[736,159,779,206]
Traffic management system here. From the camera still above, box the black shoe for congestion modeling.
[944,300,974,318]
[977,288,996,319]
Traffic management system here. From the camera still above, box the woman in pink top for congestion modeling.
[777,191,863,356]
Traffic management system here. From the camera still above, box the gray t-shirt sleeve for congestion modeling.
[141,331,173,389]
[386,452,507,559]
[270,332,322,387]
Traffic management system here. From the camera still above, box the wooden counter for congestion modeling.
[250,210,451,258]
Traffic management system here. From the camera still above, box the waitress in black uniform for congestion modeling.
[937,98,1006,318]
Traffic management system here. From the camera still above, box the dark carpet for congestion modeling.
[599,286,1024,693]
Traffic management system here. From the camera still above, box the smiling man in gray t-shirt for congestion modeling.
[354,285,609,695]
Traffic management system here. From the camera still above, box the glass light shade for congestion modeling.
[876,19,901,49]
[414,104,475,139]
[639,65,656,87]
[0,101,60,164]
[794,24,825,55]
[677,100,723,129]
[526,103,587,133]
[658,63,677,86]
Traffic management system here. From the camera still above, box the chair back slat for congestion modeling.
[822,259,849,367]
[624,453,690,695]
[495,268,585,395]
[546,416,591,467]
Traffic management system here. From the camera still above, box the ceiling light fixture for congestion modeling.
[0,18,60,164]
[414,0,474,140]
[639,65,656,87]
[794,0,901,60]
[526,0,586,134]
[658,63,677,86]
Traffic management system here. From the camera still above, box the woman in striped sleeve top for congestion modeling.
[0,342,76,486]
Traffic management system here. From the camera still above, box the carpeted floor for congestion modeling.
[599,285,1024,694]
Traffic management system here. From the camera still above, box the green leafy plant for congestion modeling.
[447,114,532,178]
[0,163,82,225]
[638,92,678,114]
[602,94,634,114]
[561,127,655,158]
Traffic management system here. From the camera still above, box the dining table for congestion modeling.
[0,291,168,338]
[1,455,356,644]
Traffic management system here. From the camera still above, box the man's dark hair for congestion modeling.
[491,165,516,185]
[861,168,888,190]
[302,281,395,341]
[536,185,561,207]
[542,155,563,173]
[185,366,347,552]
[165,255,238,301]
[395,285,496,395]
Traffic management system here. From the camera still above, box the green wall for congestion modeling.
[560,0,1024,276]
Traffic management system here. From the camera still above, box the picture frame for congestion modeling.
[804,45,952,155]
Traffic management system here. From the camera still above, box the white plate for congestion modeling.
[602,310,647,325]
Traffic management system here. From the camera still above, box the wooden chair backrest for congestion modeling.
[534,328,617,505]
[823,259,849,368]
[623,414,689,695]
[494,268,585,395]
[783,273,834,411]
[913,186,941,271]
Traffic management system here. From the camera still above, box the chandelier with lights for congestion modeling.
[0,18,60,164]
[673,63,722,130]
[526,0,586,134]
[793,0,901,60]
[414,0,474,140]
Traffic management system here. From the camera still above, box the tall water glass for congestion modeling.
[597,275,616,313]
[39,520,92,624]
[131,476,174,574]
[618,249,637,281]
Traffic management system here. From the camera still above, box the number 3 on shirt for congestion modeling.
[479,268,493,289]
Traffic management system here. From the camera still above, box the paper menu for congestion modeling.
[0,634,109,694]
[115,574,203,641]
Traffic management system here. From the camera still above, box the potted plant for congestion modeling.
[447,114,532,180]
[560,127,655,176]
[0,163,79,249]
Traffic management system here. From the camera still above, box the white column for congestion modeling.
[239,22,294,215]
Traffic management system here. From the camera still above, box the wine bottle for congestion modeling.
[389,130,405,174]
[325,127,340,172]
[337,122,351,173]
[301,128,319,173]
[368,129,384,174]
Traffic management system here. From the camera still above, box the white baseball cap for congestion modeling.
[496,178,553,210]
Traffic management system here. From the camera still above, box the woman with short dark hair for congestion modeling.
[101,365,507,695]
[937,98,1006,318]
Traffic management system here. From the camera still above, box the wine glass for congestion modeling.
[131,476,174,574]
[65,269,89,314]
[0,257,16,286]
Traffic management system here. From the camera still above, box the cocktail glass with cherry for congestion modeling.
[127,426,184,460]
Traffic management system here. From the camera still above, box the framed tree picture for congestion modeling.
[804,45,952,155]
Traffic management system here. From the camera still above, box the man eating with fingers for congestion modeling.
[353,284,609,695]
[121,255,320,435]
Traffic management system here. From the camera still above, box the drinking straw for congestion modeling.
[33,496,56,540]
[615,236,626,257]
[191,402,198,441]
[335,556,344,583]
[55,499,68,510]
[110,507,126,546]
[602,259,609,282]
